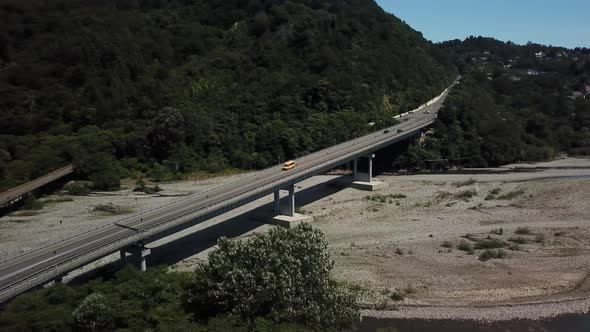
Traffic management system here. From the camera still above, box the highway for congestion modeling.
[0,165,74,208]
[0,80,457,303]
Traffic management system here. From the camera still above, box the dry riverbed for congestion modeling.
[1,158,590,321]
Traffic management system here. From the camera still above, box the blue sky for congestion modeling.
[375,0,590,48]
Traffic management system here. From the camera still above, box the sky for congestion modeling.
[375,0,590,48]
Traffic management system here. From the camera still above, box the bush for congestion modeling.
[454,178,477,187]
[185,224,359,330]
[441,241,454,248]
[515,227,532,235]
[535,233,546,243]
[65,182,91,196]
[479,249,507,261]
[498,189,525,200]
[474,239,507,249]
[508,236,529,244]
[457,240,473,253]
[490,228,504,235]
[454,190,478,200]
[22,195,43,210]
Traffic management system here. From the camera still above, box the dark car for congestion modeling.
[383,129,390,134]
[397,129,404,133]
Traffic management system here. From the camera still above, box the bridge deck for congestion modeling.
[0,165,74,207]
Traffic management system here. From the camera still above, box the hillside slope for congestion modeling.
[0,0,455,189]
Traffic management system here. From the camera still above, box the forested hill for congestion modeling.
[394,37,590,169]
[0,0,455,190]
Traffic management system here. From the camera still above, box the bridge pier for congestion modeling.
[121,244,151,272]
[268,184,313,228]
[352,153,388,191]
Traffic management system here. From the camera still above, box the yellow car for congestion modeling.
[282,160,296,171]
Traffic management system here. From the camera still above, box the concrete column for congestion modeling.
[287,184,295,217]
[368,154,373,183]
[123,245,151,272]
[120,250,126,263]
[273,191,280,215]
[353,158,358,179]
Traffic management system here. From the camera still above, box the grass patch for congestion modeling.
[390,291,405,301]
[479,249,507,261]
[498,189,525,200]
[508,243,521,251]
[454,190,478,201]
[515,227,532,235]
[435,191,453,200]
[508,236,529,244]
[10,210,39,217]
[42,197,74,204]
[441,241,454,248]
[454,178,477,187]
[457,240,474,253]
[474,239,507,249]
[366,193,407,203]
[485,188,502,200]
[490,228,504,235]
[535,233,546,244]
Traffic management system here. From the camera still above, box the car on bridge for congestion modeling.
[383,129,390,134]
[397,129,404,133]
[282,160,296,171]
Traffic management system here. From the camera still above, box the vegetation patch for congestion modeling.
[441,241,454,248]
[457,240,474,253]
[479,249,507,261]
[498,189,526,200]
[508,236,529,245]
[485,188,502,200]
[365,194,407,203]
[474,239,507,249]
[454,190,478,201]
[0,224,359,331]
[490,228,504,235]
[454,178,477,187]
[515,227,533,235]
[42,197,74,204]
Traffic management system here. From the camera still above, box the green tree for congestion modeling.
[185,224,359,331]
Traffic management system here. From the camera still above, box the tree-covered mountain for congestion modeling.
[395,37,590,168]
[0,0,455,190]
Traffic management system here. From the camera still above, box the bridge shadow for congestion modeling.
[67,175,353,284]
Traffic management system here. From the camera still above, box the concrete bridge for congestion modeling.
[0,79,458,304]
[0,165,74,211]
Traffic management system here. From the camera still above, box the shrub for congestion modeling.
[22,195,43,210]
[515,227,532,235]
[498,189,525,200]
[479,249,507,261]
[65,182,91,196]
[535,233,546,243]
[185,224,359,330]
[454,178,477,187]
[457,240,473,253]
[441,241,454,248]
[395,247,404,255]
[490,228,504,235]
[390,291,404,301]
[508,236,529,244]
[454,190,478,201]
[475,239,507,249]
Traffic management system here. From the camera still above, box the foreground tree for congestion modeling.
[185,223,359,331]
